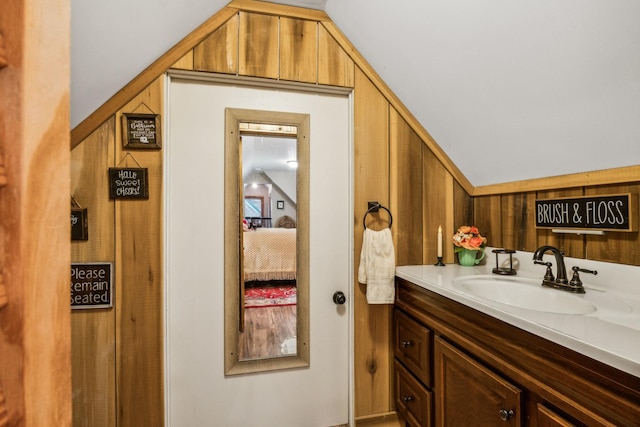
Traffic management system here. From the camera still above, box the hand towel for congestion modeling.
[358,227,396,304]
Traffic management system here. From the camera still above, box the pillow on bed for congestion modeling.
[275,215,296,228]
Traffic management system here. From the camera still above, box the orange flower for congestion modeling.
[452,225,487,252]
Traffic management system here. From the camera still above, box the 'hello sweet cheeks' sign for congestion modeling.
[535,194,637,231]
[108,168,149,200]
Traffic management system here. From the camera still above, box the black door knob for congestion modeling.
[333,291,346,305]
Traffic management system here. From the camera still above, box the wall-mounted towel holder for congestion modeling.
[363,201,393,229]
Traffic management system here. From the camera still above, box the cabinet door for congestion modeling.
[435,337,522,427]
[394,309,432,386]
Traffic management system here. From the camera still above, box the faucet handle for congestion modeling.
[572,266,597,276]
[568,266,596,293]
[534,260,555,282]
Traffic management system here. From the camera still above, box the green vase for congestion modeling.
[458,248,485,266]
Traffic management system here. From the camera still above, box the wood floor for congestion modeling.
[238,304,297,360]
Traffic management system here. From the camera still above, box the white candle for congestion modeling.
[437,225,443,258]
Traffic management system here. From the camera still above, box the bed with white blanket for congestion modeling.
[243,228,296,286]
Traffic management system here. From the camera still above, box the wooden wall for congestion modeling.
[0,0,72,426]
[474,181,640,266]
[69,1,639,426]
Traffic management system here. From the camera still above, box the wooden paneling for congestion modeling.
[71,118,116,427]
[423,147,455,264]
[0,0,71,426]
[114,76,165,427]
[500,192,537,252]
[318,24,354,87]
[453,181,473,241]
[354,66,392,417]
[390,107,423,265]
[474,165,640,197]
[321,20,473,196]
[238,12,279,79]
[474,195,503,251]
[585,183,640,265]
[170,51,194,70]
[279,17,317,83]
[193,14,238,74]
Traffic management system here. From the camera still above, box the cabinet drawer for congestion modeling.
[395,359,432,427]
[536,404,575,427]
[394,309,432,387]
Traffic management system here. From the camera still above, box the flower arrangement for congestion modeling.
[452,226,487,251]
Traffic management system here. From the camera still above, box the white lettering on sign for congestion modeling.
[70,263,112,309]
[535,194,633,230]
[536,202,570,225]
[585,200,625,225]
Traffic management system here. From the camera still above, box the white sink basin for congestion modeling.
[451,275,597,315]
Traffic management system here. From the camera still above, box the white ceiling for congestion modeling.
[71,0,640,187]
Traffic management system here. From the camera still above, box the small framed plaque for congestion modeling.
[122,113,161,149]
[71,208,88,241]
[109,167,149,200]
[535,193,637,232]
[71,263,113,309]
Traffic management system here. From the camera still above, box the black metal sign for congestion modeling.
[71,208,88,241]
[71,263,112,309]
[108,168,149,199]
[535,194,637,231]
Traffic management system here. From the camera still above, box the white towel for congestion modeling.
[358,228,396,304]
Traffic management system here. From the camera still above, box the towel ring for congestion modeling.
[363,203,393,229]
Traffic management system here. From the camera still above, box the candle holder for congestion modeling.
[434,256,445,267]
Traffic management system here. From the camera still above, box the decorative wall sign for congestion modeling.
[71,208,88,241]
[535,193,637,231]
[109,167,149,199]
[71,263,113,309]
[122,113,161,149]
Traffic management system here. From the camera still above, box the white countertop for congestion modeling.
[395,248,640,378]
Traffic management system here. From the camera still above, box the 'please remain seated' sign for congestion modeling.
[71,263,113,309]
[535,194,637,232]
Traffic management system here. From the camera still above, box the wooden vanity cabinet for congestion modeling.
[394,277,640,427]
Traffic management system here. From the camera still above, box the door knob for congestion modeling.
[333,291,346,305]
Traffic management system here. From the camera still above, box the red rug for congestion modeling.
[244,285,297,308]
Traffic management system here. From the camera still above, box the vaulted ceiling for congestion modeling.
[71,0,640,187]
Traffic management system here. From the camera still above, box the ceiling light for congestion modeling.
[287,160,298,168]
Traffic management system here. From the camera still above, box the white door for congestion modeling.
[164,76,352,426]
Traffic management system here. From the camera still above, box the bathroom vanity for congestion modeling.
[394,252,640,427]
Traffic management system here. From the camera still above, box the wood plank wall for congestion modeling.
[69,1,639,426]
[0,0,72,426]
[474,181,640,265]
